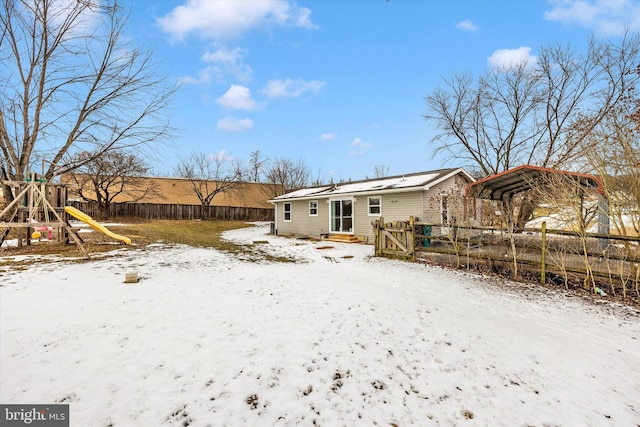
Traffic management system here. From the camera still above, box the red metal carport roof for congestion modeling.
[466,165,603,201]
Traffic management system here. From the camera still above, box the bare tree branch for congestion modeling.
[66,149,159,218]
[0,0,177,183]
[262,157,310,199]
[424,35,640,175]
[174,151,243,219]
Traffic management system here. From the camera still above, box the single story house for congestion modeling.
[269,168,475,243]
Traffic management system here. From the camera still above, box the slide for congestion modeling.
[64,206,131,245]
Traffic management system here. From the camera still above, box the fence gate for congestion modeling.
[373,217,415,259]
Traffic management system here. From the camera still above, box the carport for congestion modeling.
[466,165,610,248]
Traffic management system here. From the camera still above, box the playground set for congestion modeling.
[0,173,130,257]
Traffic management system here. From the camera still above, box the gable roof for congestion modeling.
[271,168,474,202]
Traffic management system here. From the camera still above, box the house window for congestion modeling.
[441,196,449,225]
[309,200,318,216]
[368,196,381,216]
[283,203,291,222]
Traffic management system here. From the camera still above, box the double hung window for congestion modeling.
[309,200,318,216]
[368,196,381,216]
[283,203,292,222]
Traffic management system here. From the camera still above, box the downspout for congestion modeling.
[273,203,278,235]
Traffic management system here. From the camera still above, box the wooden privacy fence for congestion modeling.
[69,201,274,222]
[373,216,640,298]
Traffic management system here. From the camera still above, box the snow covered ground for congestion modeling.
[1,223,639,426]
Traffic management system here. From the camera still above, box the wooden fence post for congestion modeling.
[375,217,384,257]
[409,216,415,261]
[541,221,547,285]
[373,218,379,256]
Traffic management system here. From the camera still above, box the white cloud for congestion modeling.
[208,149,232,161]
[178,66,223,85]
[216,84,260,110]
[487,47,537,70]
[262,79,326,98]
[179,46,252,86]
[352,137,372,148]
[216,116,254,131]
[157,0,317,41]
[456,19,479,31]
[349,150,365,156]
[321,133,336,141]
[202,46,253,82]
[544,0,640,35]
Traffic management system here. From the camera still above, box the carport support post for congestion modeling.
[541,221,546,285]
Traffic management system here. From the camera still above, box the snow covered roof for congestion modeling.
[271,168,473,201]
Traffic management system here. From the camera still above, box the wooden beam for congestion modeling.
[64,225,89,258]
[0,182,32,218]
[0,222,66,228]
[382,230,407,252]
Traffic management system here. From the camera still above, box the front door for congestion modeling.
[330,199,353,233]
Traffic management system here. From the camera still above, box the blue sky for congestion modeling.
[125,0,640,182]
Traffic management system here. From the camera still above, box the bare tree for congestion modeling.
[579,65,640,238]
[428,187,471,269]
[262,157,310,199]
[424,33,640,228]
[587,128,640,235]
[578,70,640,297]
[0,0,176,188]
[373,165,390,178]
[174,151,242,219]
[424,64,541,178]
[67,150,159,219]
[246,150,269,183]
[531,172,600,291]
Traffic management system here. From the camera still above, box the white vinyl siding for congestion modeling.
[275,199,329,237]
[379,192,423,220]
[353,192,423,242]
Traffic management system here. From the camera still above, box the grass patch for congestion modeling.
[1,220,299,265]
[1,220,252,258]
[122,220,252,250]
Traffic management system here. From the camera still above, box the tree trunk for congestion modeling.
[100,202,110,220]
[515,196,537,232]
[1,166,15,221]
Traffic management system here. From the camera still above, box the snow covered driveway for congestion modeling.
[1,223,639,426]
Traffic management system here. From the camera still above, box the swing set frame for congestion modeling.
[1,173,88,257]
